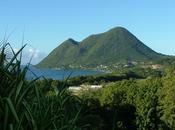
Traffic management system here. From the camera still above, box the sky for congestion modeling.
[0,0,175,64]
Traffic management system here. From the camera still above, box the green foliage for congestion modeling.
[1,42,175,130]
[65,72,143,86]
[0,43,84,130]
[80,74,175,130]
[158,74,175,129]
[36,27,165,69]
[156,57,175,66]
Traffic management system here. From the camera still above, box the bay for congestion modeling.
[26,66,103,80]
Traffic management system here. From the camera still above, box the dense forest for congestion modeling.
[1,44,175,130]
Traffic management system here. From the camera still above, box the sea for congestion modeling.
[25,66,103,80]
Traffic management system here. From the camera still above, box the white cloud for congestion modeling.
[23,48,47,65]
[13,48,19,53]
[13,47,47,65]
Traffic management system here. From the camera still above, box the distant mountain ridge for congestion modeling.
[36,27,165,69]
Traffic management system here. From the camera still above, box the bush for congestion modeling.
[0,43,83,130]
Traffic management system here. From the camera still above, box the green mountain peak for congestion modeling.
[36,26,165,69]
[108,26,129,32]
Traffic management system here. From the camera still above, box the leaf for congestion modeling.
[15,81,24,102]
[5,98,19,123]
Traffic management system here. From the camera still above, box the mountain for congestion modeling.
[36,27,165,69]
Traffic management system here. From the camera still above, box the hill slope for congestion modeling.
[37,27,165,69]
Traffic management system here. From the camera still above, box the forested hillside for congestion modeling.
[37,27,165,69]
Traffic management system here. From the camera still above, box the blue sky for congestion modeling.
[0,0,175,64]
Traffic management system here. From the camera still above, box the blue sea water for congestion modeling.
[26,66,103,80]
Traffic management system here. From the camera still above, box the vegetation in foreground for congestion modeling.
[0,44,84,130]
[1,43,175,130]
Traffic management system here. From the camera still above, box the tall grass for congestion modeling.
[0,43,83,130]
